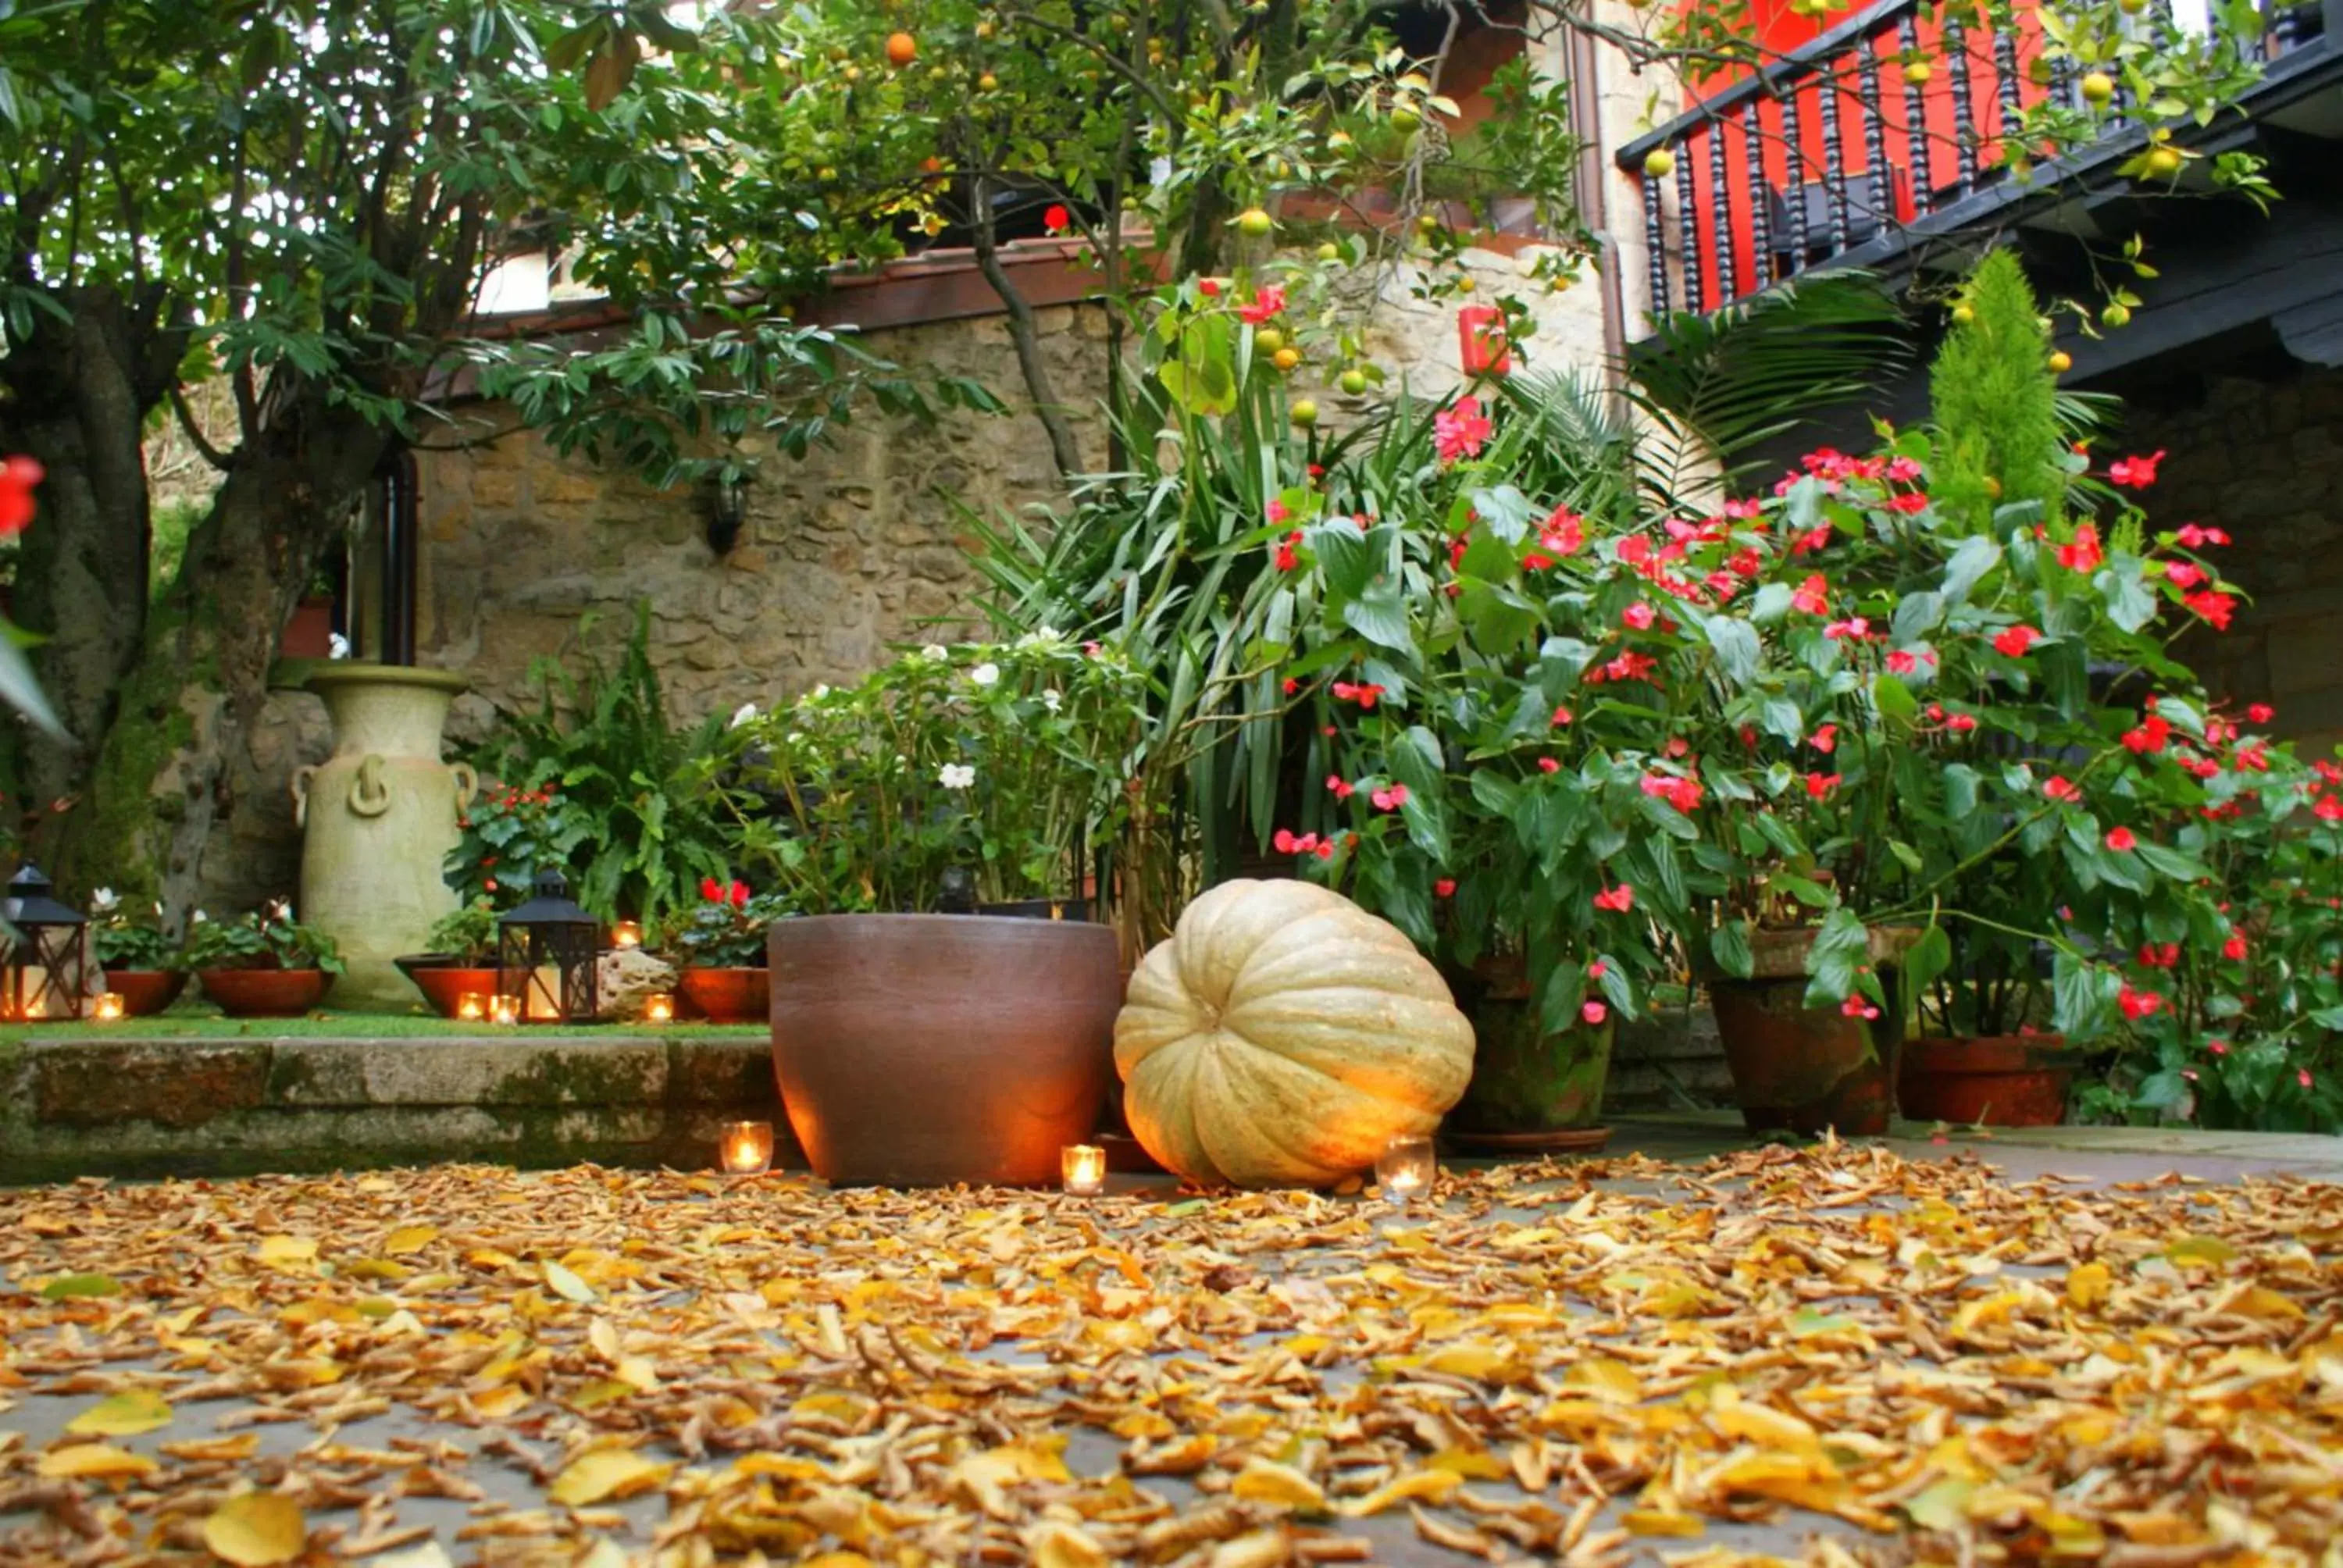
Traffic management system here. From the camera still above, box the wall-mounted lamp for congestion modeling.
[707,474,749,556]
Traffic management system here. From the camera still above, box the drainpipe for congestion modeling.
[1565,17,1632,407]
[380,449,419,666]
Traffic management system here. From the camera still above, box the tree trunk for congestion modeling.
[55,392,388,918]
[0,284,184,843]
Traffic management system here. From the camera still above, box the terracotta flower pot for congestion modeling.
[1900,1035,2072,1126]
[678,966,770,1025]
[198,968,335,1018]
[1702,925,1924,1139]
[1444,955,1613,1136]
[105,971,188,1017]
[769,914,1122,1186]
[394,957,502,1020]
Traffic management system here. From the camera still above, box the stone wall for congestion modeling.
[2119,363,2343,756]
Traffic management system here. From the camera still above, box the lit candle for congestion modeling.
[1375,1134,1435,1205]
[719,1121,774,1175]
[611,921,644,950]
[642,993,675,1024]
[525,965,562,1021]
[489,993,522,1026]
[91,992,126,1022]
[455,992,487,1022]
[1061,1143,1107,1196]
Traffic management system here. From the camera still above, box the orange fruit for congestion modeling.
[886,32,917,67]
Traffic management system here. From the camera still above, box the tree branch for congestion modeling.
[168,382,233,472]
[970,176,1085,483]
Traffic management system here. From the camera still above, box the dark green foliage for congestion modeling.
[1931,251,2068,535]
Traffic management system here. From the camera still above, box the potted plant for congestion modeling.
[90,889,187,1017]
[185,900,344,1017]
[663,878,793,1023]
[394,900,501,1018]
[726,636,1143,1185]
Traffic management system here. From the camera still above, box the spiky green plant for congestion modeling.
[1931,251,2068,535]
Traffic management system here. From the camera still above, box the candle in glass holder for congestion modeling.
[455,992,487,1023]
[91,992,126,1023]
[642,993,675,1024]
[1375,1134,1435,1204]
[1061,1143,1107,1196]
[719,1120,774,1174]
[611,921,644,950]
[489,993,522,1026]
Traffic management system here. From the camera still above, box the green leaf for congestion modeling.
[41,1274,123,1299]
[1703,617,1760,686]
[1942,536,2002,604]
[1709,919,1754,980]
[1901,925,1953,1019]
[1342,583,1413,652]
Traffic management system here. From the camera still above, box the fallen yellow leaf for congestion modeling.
[65,1388,173,1438]
[254,1235,318,1270]
[37,1443,159,1479]
[383,1224,439,1255]
[548,1449,673,1507]
[2067,1261,2113,1310]
[202,1493,308,1567]
[543,1260,597,1303]
[1027,1520,1111,1568]
[1339,1467,1461,1516]
[1229,1456,1327,1512]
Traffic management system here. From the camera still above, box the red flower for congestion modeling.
[2118,984,2164,1020]
[1538,757,1560,774]
[2209,1038,2230,1056]
[729,880,751,909]
[2122,716,2170,754]
[1639,773,1703,813]
[1331,680,1386,710]
[2317,794,2343,822]
[2224,931,2248,960]
[2043,775,2083,802]
[1239,285,1288,326]
[2056,524,2104,573]
[1282,677,1300,695]
[2248,703,2275,724]
[1992,625,2039,658]
[1592,884,1634,913]
[1315,840,1335,861]
[1542,508,1586,555]
[1265,498,1289,525]
[1622,601,1656,631]
[1840,995,1881,1020]
[1581,1000,1609,1025]
[2301,1068,2316,1090]
[2138,943,2181,969]
[1273,540,1300,572]
[0,455,43,536]
[2184,589,2237,630]
[1885,455,1923,483]
[1824,616,1870,641]
[1809,724,1838,755]
[1550,704,1574,727]
[1273,829,1323,856]
[701,877,724,902]
[2163,561,2205,590]
[2105,826,2137,851]
[1043,204,1073,233]
[1433,396,1492,464]
[1803,772,1842,800]
[2175,523,2231,548]
[1325,775,1355,800]
[1792,574,1830,616]
[1198,278,1223,297]
[1434,878,1457,898]
[1370,783,1410,811]
[1617,536,1651,565]
[2107,450,2165,489]
[1945,713,1977,732]
[2236,744,2270,774]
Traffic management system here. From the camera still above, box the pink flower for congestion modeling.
[2248,703,2275,724]
[1581,1000,1609,1025]
[1809,724,1838,755]
[2105,826,2137,851]
[2163,561,2205,589]
[1824,616,1870,641]
[1840,996,1881,1020]
[1238,285,1287,326]
[2118,985,2163,1020]
[1542,508,1585,555]
[2301,1067,2315,1089]
[1592,884,1634,913]
[1370,784,1410,811]
[1589,960,1608,978]
[1550,705,1574,727]
[1639,773,1703,812]
[1433,397,1492,464]
[2209,1039,2230,1057]
[1622,601,1656,631]
[1325,775,1356,800]
[1992,625,2039,658]
[1331,681,1386,710]
[2056,524,2104,574]
[1885,650,1918,675]
[2108,450,2165,489]
[1792,574,1830,616]
[1266,498,1289,525]
[2174,523,2230,548]
[1538,757,1560,774]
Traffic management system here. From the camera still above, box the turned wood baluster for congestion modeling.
[1898,12,1935,215]
[1858,29,1890,238]
[1993,26,2023,148]
[1704,121,1736,302]
[1781,88,1813,270]
[1944,12,1981,198]
[1674,143,1706,313]
[1642,168,1671,317]
[1817,61,1852,255]
[1741,102,1773,287]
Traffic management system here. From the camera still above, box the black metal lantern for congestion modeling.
[497,868,600,1025]
[2,865,88,1021]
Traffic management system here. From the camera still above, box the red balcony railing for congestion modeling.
[1614,0,2332,321]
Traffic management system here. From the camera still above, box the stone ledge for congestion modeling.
[0,1037,793,1185]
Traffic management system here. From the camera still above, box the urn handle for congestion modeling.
[291,765,317,829]
[451,761,479,814]
[348,754,392,818]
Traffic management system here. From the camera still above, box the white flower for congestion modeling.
[90,887,118,913]
[939,764,976,790]
[1014,625,1066,651]
[920,643,950,662]
[1150,155,1174,187]
[1043,690,1063,713]
[969,662,1000,688]
[811,684,831,700]
[191,909,209,925]
[729,702,759,729]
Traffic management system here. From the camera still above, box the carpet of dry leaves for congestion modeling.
[2,1140,2341,1568]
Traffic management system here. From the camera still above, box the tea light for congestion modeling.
[719,1120,774,1175]
[642,993,676,1024]
[1375,1134,1435,1204]
[455,992,487,1022]
[611,921,644,950]
[489,993,522,1026]
[1061,1143,1108,1196]
[91,992,126,1023]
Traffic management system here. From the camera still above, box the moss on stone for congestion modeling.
[483,1047,665,1119]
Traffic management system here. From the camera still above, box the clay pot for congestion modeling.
[279,596,335,659]
[769,914,1122,1186]
[1703,925,1924,1139]
[1444,955,1613,1135]
[198,968,336,1018]
[105,971,188,1018]
[1900,1035,2072,1126]
[976,898,1093,922]
[678,966,770,1025]
[394,957,501,1020]
[294,665,475,1010]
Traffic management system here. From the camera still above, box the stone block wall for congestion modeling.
[2119,364,2343,757]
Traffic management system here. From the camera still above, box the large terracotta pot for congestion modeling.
[1445,956,1613,1135]
[394,957,501,1020]
[105,970,188,1017]
[1703,925,1922,1138]
[199,968,335,1018]
[1900,1035,2072,1126]
[679,966,769,1024]
[294,665,475,1010]
[769,914,1122,1186]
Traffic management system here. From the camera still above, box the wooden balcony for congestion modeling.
[1615,0,2343,326]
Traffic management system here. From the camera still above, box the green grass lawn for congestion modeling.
[2,1011,766,1042]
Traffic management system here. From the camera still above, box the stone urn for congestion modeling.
[294,665,475,1010]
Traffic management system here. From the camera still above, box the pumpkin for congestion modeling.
[1114,879,1475,1187]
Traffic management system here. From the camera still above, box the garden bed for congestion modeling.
[0,1032,786,1185]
